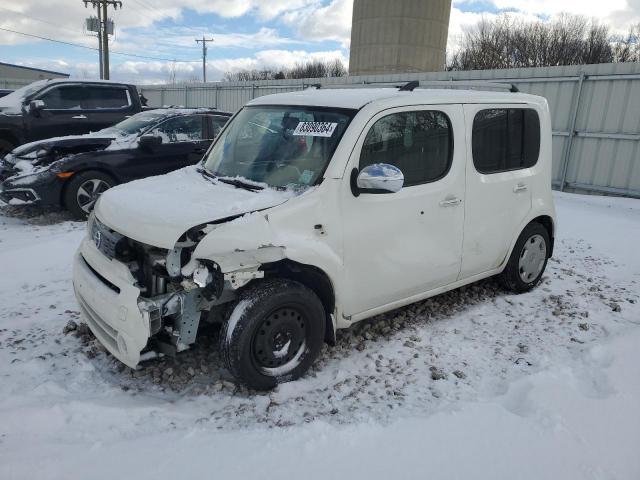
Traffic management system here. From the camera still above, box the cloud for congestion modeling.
[281,0,353,48]
[17,49,349,84]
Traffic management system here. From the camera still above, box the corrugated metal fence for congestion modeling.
[140,62,640,198]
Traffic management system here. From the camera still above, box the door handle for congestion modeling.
[513,183,528,193]
[72,115,88,119]
[439,196,462,207]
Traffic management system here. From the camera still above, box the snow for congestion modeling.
[0,191,639,480]
[95,166,295,249]
[224,298,254,344]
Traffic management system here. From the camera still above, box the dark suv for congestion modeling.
[0,108,231,217]
[0,79,146,155]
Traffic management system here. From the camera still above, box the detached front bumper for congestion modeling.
[73,235,152,368]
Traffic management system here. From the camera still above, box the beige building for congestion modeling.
[0,62,69,89]
[349,0,452,76]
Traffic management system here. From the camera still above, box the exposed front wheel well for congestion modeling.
[258,260,336,344]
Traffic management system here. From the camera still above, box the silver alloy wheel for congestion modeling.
[76,179,111,214]
[518,234,547,283]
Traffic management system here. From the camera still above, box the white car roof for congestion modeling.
[247,87,545,110]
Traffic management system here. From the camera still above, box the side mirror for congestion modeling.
[139,134,162,150]
[29,100,45,114]
[352,163,404,196]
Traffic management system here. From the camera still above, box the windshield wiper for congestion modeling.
[217,176,264,192]
[197,167,217,181]
[197,168,263,192]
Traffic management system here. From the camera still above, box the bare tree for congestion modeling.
[166,60,177,85]
[612,23,640,62]
[223,59,347,82]
[448,14,621,70]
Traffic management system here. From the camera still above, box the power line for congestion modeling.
[0,26,195,63]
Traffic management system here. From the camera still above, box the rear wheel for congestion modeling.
[63,170,114,219]
[498,222,550,293]
[220,279,325,390]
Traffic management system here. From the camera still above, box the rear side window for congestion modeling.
[151,115,204,143]
[472,108,540,174]
[208,115,229,139]
[84,86,131,109]
[359,110,453,187]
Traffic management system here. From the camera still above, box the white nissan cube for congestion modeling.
[73,83,556,389]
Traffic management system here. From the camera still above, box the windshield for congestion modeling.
[203,105,355,189]
[109,111,166,135]
[0,80,50,109]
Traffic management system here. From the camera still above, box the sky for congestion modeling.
[0,0,638,85]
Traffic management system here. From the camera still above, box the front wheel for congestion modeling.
[498,222,550,293]
[220,279,326,390]
[63,170,114,219]
[0,138,16,157]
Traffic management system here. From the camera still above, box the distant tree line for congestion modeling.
[448,14,640,70]
[215,15,639,83]
[223,59,347,82]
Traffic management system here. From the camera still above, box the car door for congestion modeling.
[341,105,466,318]
[459,105,539,279]
[27,84,90,140]
[83,85,134,132]
[127,114,208,179]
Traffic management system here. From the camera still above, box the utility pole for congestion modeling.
[96,6,103,79]
[195,35,214,83]
[83,1,122,80]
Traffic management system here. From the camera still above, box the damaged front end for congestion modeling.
[75,214,265,366]
[1,137,114,205]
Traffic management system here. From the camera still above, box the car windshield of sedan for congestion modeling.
[203,105,355,189]
[109,111,166,136]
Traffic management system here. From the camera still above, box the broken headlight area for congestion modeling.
[0,187,40,205]
[88,217,266,358]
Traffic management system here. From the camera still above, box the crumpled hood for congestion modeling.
[95,166,294,249]
[9,135,115,162]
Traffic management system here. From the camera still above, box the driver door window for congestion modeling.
[37,86,84,110]
[360,110,453,187]
[150,116,204,143]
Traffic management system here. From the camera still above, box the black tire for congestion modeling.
[498,222,550,293]
[63,170,115,219]
[0,137,16,157]
[220,279,326,390]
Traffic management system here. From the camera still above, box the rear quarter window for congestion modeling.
[472,108,540,174]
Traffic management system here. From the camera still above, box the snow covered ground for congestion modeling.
[0,192,638,480]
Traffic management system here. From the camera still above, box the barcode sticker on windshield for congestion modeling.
[293,122,338,137]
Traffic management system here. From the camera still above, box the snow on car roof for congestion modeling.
[247,87,545,110]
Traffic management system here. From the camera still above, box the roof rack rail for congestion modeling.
[398,80,519,92]
[306,80,520,93]
[398,80,419,91]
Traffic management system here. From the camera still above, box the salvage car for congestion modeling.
[73,83,556,389]
[0,108,231,217]
[0,79,148,155]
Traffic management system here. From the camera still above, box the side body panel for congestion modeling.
[460,101,553,279]
[339,104,466,317]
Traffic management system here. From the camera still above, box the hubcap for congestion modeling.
[253,307,307,375]
[76,179,111,213]
[518,234,547,283]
